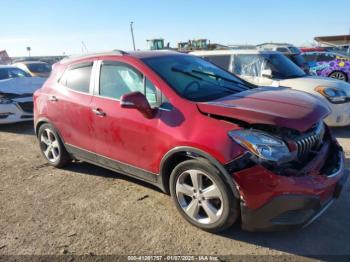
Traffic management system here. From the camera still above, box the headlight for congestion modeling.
[228,130,292,162]
[315,86,348,103]
[0,97,13,104]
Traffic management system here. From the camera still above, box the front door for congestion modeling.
[90,59,166,180]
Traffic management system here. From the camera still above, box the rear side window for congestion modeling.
[316,53,336,62]
[27,63,52,73]
[203,55,231,70]
[276,47,289,53]
[302,53,317,62]
[59,63,92,93]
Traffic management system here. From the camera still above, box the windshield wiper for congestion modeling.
[171,67,203,80]
[171,67,243,94]
[191,70,255,89]
[191,70,242,85]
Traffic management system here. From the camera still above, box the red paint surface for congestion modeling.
[34,51,344,212]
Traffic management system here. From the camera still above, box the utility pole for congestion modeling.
[81,41,88,53]
[26,46,31,57]
[130,21,136,51]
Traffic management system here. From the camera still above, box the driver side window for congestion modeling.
[99,61,159,106]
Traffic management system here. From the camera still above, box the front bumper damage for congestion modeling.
[0,97,33,124]
[229,136,348,232]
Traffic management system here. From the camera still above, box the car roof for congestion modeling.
[14,61,48,65]
[0,65,19,69]
[302,51,340,56]
[257,42,293,47]
[60,50,184,64]
[190,49,279,56]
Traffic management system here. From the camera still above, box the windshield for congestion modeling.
[142,55,250,102]
[26,63,52,73]
[289,47,301,54]
[232,53,307,79]
[0,67,31,80]
[288,54,306,67]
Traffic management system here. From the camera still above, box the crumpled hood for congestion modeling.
[196,87,331,132]
[280,75,350,96]
[0,77,45,95]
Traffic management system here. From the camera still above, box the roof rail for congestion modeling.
[112,49,129,55]
[60,50,128,64]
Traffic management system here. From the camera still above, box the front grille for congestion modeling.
[295,122,325,160]
[17,102,33,114]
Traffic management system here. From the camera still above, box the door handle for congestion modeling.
[92,108,106,117]
[49,96,58,102]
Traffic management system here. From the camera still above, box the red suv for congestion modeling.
[34,50,348,232]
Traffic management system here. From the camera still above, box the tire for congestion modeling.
[329,71,348,82]
[37,123,70,168]
[170,158,239,232]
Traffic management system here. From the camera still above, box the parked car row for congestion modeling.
[302,51,350,82]
[0,61,51,123]
[191,49,350,127]
[32,50,348,233]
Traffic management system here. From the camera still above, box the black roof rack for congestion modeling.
[60,50,127,64]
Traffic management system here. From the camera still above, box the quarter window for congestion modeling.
[60,63,92,93]
[99,61,159,105]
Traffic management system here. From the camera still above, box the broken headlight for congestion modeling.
[0,93,13,104]
[228,129,292,163]
[0,97,13,104]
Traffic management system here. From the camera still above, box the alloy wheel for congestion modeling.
[40,128,60,163]
[330,72,346,81]
[175,169,224,224]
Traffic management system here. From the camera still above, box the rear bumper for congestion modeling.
[241,168,348,232]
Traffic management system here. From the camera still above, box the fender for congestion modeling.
[34,117,66,145]
[160,146,240,198]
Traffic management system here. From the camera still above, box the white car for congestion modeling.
[0,65,45,124]
[191,49,350,127]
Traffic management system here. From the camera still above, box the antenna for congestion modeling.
[130,22,136,51]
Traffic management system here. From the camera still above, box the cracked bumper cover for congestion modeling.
[231,140,348,232]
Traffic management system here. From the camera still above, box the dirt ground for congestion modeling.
[0,122,349,260]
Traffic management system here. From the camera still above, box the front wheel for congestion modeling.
[170,159,239,232]
[329,71,348,82]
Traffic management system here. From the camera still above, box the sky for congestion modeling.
[1,0,349,56]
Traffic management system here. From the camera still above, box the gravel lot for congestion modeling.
[0,122,349,260]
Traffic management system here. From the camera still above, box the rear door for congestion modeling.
[48,61,95,158]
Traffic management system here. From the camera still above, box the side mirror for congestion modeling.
[120,91,155,119]
[261,69,273,78]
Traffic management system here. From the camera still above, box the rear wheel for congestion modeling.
[170,159,239,232]
[329,71,348,82]
[38,123,70,168]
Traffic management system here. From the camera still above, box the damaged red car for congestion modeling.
[33,51,348,232]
